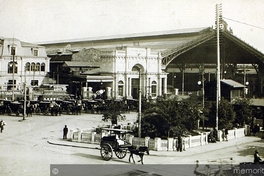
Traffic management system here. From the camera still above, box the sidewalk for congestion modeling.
[47,135,262,157]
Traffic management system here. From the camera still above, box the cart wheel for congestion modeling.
[115,148,127,159]
[100,143,113,161]
[44,109,49,115]
[35,107,41,114]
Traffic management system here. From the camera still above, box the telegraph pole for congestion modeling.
[11,44,16,101]
[138,68,141,138]
[23,66,27,120]
[215,4,222,131]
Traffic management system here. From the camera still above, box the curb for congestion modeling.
[47,140,100,150]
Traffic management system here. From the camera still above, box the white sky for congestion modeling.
[1,0,264,52]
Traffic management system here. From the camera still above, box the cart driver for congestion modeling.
[116,134,125,145]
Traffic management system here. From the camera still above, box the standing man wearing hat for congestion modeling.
[63,125,68,139]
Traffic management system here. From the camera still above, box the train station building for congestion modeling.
[40,22,264,101]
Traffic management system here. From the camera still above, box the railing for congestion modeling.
[69,128,245,151]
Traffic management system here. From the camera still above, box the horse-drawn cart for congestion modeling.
[99,128,132,161]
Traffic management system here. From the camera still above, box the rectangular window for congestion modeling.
[11,46,16,55]
[7,80,16,90]
[151,85,156,97]
[33,49,38,56]
[31,80,38,86]
[118,85,123,96]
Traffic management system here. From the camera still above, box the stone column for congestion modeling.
[154,137,161,151]
[82,87,87,99]
[167,138,174,151]
[106,87,112,99]
[87,87,93,99]
[145,136,150,147]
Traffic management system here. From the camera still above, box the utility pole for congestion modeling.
[11,44,16,101]
[215,4,222,131]
[23,66,27,120]
[138,68,141,138]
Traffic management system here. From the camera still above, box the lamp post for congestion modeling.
[138,68,142,138]
[198,63,205,129]
[23,66,27,120]
[244,68,250,97]
[11,45,16,101]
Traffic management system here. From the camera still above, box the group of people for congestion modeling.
[208,127,229,142]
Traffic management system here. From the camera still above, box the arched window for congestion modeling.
[25,62,30,71]
[31,62,35,71]
[41,63,45,71]
[7,61,18,74]
[118,80,124,96]
[151,81,157,97]
[35,63,40,71]
[132,66,140,72]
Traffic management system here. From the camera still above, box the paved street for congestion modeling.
[0,112,263,176]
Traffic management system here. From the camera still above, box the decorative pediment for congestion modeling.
[72,48,101,62]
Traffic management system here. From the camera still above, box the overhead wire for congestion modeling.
[223,16,264,30]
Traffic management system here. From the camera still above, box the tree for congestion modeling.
[233,98,253,126]
[102,100,123,125]
[141,97,201,138]
[206,99,236,129]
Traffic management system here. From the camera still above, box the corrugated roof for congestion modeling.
[221,79,245,88]
[38,27,210,45]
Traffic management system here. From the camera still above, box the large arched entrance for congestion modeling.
[131,64,144,99]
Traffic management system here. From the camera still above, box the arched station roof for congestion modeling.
[41,25,264,73]
[162,28,264,72]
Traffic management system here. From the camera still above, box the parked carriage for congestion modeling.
[61,100,76,114]
[35,101,51,115]
[99,128,132,161]
[6,101,24,116]
[0,99,5,114]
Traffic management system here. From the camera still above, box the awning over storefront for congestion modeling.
[221,79,246,88]
[86,75,113,82]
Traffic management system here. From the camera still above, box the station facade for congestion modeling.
[42,24,264,100]
[55,47,166,100]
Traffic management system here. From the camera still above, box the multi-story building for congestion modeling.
[0,37,50,99]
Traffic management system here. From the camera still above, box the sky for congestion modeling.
[1,0,264,52]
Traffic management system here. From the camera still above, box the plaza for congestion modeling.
[0,112,263,176]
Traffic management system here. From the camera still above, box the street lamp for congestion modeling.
[23,66,27,120]
[138,68,142,138]
[11,45,16,101]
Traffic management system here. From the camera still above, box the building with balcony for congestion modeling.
[0,37,50,99]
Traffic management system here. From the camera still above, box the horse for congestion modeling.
[128,146,149,165]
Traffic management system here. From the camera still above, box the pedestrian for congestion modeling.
[213,127,218,141]
[252,124,260,136]
[63,125,68,139]
[224,128,228,141]
[254,150,263,164]
[0,119,6,133]
[177,135,183,152]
